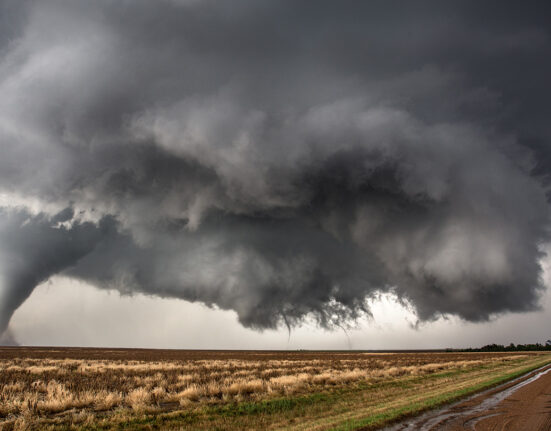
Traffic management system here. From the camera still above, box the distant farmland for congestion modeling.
[1,348,550,430]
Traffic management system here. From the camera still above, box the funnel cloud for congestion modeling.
[1,1,551,339]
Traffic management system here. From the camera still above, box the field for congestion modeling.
[1,348,550,431]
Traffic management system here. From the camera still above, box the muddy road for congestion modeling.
[387,363,551,430]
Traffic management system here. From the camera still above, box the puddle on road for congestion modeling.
[384,363,551,431]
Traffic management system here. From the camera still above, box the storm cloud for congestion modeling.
[1,0,551,338]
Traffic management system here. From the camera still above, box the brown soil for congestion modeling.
[0,346,529,362]
[463,366,551,430]
[396,364,551,430]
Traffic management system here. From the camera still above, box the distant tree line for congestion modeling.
[449,343,551,352]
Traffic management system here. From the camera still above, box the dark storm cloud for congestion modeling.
[1,0,551,339]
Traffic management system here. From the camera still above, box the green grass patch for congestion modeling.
[208,393,330,417]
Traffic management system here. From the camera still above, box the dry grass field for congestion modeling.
[0,348,550,431]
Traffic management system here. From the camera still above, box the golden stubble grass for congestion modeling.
[0,349,544,430]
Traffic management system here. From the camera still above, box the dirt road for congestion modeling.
[388,364,551,430]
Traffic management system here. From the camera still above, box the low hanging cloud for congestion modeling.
[1,0,551,338]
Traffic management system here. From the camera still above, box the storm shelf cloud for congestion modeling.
[1,0,551,341]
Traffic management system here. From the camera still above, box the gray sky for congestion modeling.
[9,270,551,349]
[1,1,551,347]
